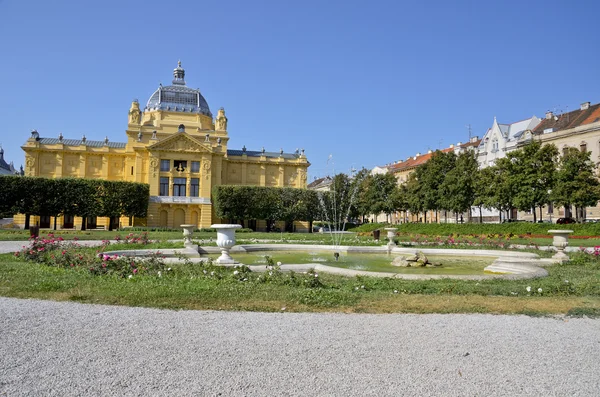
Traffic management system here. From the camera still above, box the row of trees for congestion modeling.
[0,176,149,230]
[346,141,599,223]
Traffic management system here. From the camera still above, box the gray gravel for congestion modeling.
[1,298,599,396]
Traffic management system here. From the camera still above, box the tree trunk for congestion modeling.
[53,216,57,230]
[539,206,543,222]
[81,217,87,231]
[423,211,426,223]
[532,207,537,223]
[25,214,30,230]
[479,205,483,224]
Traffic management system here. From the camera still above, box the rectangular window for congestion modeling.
[191,178,199,197]
[173,177,186,197]
[191,161,200,172]
[159,177,169,196]
[580,143,587,153]
[547,202,554,214]
[174,160,187,172]
[160,159,170,172]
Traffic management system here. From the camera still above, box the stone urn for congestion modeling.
[211,224,242,264]
[384,227,397,247]
[181,224,195,247]
[548,229,573,263]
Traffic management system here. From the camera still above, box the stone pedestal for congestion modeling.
[384,228,397,247]
[211,224,242,264]
[548,229,573,263]
[181,224,195,247]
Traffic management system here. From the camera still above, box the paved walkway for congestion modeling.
[1,298,599,396]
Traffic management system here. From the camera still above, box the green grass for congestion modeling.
[1,244,599,315]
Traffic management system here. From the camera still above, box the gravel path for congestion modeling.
[1,298,599,396]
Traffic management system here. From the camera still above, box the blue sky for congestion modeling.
[1,0,599,179]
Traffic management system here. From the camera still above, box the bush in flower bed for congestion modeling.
[15,234,166,278]
[114,232,150,245]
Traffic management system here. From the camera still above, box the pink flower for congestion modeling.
[133,268,138,274]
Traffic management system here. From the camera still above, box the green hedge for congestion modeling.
[349,222,600,236]
[0,176,149,219]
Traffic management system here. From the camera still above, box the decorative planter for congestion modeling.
[180,224,195,247]
[211,224,242,264]
[384,227,397,246]
[548,229,573,263]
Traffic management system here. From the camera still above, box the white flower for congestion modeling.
[157,271,162,277]
[269,271,273,276]
[314,273,318,278]
[564,280,569,283]
[210,271,215,276]
[281,307,286,311]
[355,287,359,290]
[361,285,365,289]
[526,286,532,292]
[128,275,133,279]
[233,270,239,275]
[276,261,282,266]
[267,265,273,270]
[243,278,247,281]
[167,267,172,271]
[203,270,207,274]
[393,290,398,294]
[538,288,543,293]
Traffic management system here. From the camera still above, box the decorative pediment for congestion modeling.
[147,133,212,153]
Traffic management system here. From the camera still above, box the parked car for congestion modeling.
[556,217,576,224]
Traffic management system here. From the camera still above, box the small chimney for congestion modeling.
[457,142,462,146]
[449,144,454,149]
[581,102,590,111]
[471,136,479,143]
[415,152,421,156]
[546,111,554,120]
[427,150,432,154]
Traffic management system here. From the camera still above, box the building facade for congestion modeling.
[0,146,23,176]
[518,102,600,221]
[19,62,310,230]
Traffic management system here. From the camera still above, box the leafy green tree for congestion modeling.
[508,142,558,222]
[419,151,455,222]
[440,150,478,222]
[552,147,600,222]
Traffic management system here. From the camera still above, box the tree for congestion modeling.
[552,147,600,222]
[441,150,478,222]
[362,173,398,222]
[418,151,456,222]
[508,142,558,223]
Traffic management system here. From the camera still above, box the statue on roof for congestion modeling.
[129,100,141,125]
[215,107,228,131]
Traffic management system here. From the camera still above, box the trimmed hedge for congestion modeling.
[349,222,600,237]
[0,176,149,219]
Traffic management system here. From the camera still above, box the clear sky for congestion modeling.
[1,0,599,180]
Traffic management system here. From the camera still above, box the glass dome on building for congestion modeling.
[145,61,212,117]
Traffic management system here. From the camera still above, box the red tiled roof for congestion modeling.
[385,140,481,173]
[533,103,600,133]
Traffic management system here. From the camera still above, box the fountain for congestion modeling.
[316,169,363,260]
[211,224,242,264]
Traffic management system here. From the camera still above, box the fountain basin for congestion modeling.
[103,244,551,280]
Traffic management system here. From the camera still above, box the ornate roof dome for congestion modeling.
[145,61,212,117]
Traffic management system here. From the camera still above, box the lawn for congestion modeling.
[1,233,599,316]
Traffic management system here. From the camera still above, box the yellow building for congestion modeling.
[19,62,310,230]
